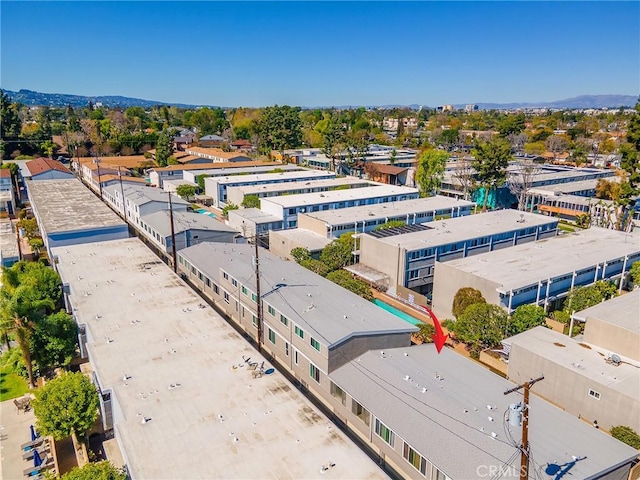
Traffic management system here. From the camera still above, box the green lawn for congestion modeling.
[0,362,29,401]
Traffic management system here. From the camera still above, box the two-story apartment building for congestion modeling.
[204,170,336,208]
[431,227,640,318]
[297,196,474,239]
[260,185,420,229]
[357,210,558,299]
[149,161,282,188]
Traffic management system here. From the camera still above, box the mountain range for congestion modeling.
[2,89,637,110]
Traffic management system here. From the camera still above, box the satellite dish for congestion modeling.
[611,353,622,365]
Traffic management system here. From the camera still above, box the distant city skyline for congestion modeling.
[1,2,638,107]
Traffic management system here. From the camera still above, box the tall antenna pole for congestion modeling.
[254,235,262,352]
[167,192,178,273]
[94,157,103,198]
[118,166,127,223]
[504,376,544,480]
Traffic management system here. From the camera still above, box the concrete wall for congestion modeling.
[297,214,329,237]
[431,261,502,320]
[268,230,328,261]
[584,318,640,362]
[32,171,75,181]
[507,343,640,431]
[47,225,130,249]
[329,333,410,372]
[359,235,404,287]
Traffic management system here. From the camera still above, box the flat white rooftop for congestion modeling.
[440,227,639,291]
[27,179,124,233]
[262,185,419,208]
[300,196,474,226]
[368,210,556,250]
[0,219,19,260]
[227,208,283,224]
[208,170,335,186]
[506,327,640,398]
[228,176,373,196]
[269,229,333,252]
[572,289,640,333]
[528,178,613,195]
[52,238,386,480]
[537,193,614,206]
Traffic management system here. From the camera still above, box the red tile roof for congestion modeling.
[370,164,408,175]
[26,158,72,176]
[0,169,11,178]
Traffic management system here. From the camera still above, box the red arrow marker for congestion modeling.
[417,305,448,354]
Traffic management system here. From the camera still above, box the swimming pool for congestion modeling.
[372,299,423,326]
[195,208,216,219]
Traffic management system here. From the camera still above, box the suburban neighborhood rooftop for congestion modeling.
[330,342,639,480]
[27,179,124,233]
[52,238,386,480]
[367,210,556,249]
[439,227,640,291]
[260,185,419,208]
[179,242,417,346]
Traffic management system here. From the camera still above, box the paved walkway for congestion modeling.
[1,397,36,480]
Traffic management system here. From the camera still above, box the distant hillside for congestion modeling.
[466,95,638,110]
[2,89,208,109]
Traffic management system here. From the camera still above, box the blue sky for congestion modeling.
[1,2,638,107]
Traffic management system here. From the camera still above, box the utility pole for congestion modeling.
[118,166,127,222]
[94,157,103,198]
[254,235,262,352]
[504,376,544,480]
[167,192,178,273]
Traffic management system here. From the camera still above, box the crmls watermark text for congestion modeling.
[477,465,526,478]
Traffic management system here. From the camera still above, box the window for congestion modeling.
[309,363,320,383]
[251,293,257,302]
[294,349,299,365]
[588,389,601,400]
[280,314,288,326]
[374,418,395,446]
[285,342,289,356]
[310,337,320,352]
[352,400,370,426]
[213,283,219,294]
[268,305,276,316]
[330,382,346,406]
[222,271,229,280]
[242,286,248,296]
[205,277,211,287]
[198,271,203,281]
[223,292,229,304]
[268,328,276,345]
[295,326,304,339]
[252,315,258,327]
[403,442,427,475]
[232,278,238,287]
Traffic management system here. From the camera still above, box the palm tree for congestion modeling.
[0,290,54,388]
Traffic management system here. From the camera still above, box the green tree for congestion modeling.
[256,105,303,157]
[33,372,99,441]
[497,113,526,137]
[195,174,208,191]
[438,128,460,152]
[414,323,435,343]
[564,281,617,313]
[40,140,57,159]
[508,304,546,336]
[221,202,239,219]
[610,426,640,450]
[241,195,260,209]
[290,247,311,264]
[0,89,22,159]
[452,287,486,319]
[452,303,509,356]
[374,220,406,231]
[320,233,356,271]
[299,259,330,277]
[155,132,173,167]
[31,311,78,376]
[629,261,640,287]
[415,149,449,197]
[320,117,347,171]
[175,184,196,200]
[472,138,511,211]
[61,461,127,480]
[191,107,229,136]
[325,270,373,300]
[29,238,44,257]
[18,218,39,240]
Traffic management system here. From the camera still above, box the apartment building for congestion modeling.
[431,227,640,318]
[260,185,420,229]
[357,210,558,298]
